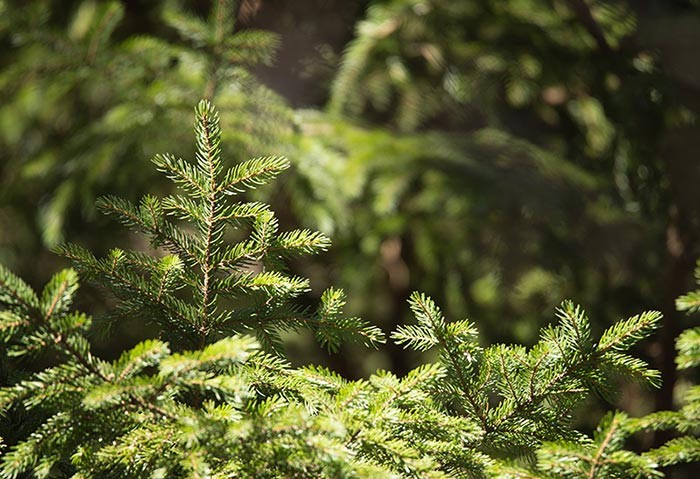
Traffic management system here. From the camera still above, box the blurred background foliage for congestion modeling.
[1,0,700,444]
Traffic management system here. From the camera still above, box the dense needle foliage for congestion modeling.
[2,0,699,411]
[1,101,698,478]
[1,0,700,477]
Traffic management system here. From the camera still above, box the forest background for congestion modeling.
[1,0,700,460]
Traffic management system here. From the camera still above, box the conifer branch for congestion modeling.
[587,413,621,479]
[1,270,178,428]
[400,292,488,428]
[0,265,39,314]
[95,196,200,267]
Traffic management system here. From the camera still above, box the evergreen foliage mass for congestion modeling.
[0,0,292,255]
[1,100,697,477]
[289,0,688,371]
[3,3,698,427]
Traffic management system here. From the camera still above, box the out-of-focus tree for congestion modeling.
[285,0,700,417]
[0,0,292,281]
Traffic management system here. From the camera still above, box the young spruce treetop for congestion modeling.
[58,99,384,353]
